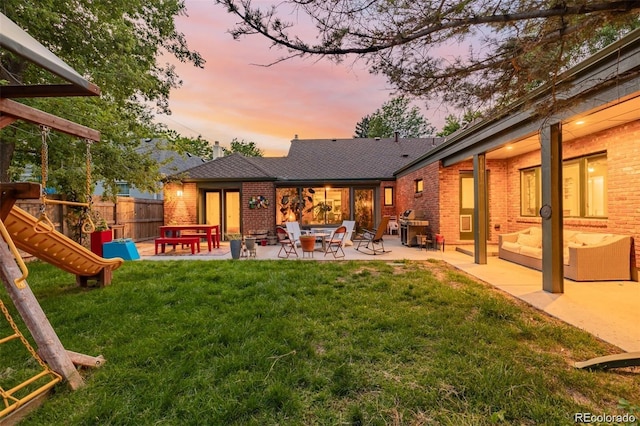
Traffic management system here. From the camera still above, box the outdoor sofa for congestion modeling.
[499,227,633,281]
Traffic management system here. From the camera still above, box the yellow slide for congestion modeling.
[3,206,123,284]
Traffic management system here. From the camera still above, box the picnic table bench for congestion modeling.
[159,224,220,251]
[154,237,201,255]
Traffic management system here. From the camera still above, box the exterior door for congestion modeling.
[459,173,475,240]
[205,191,221,229]
[205,190,241,239]
[459,171,490,241]
[225,191,240,235]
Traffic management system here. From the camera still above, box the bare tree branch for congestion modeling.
[215,0,640,108]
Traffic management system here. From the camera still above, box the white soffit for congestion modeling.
[487,94,640,160]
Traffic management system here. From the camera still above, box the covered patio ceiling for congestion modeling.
[486,92,640,160]
[391,27,640,173]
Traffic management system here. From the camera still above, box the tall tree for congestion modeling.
[353,115,371,138]
[0,1,204,198]
[217,1,640,111]
[436,111,484,137]
[356,96,434,138]
[164,130,215,161]
[223,138,264,157]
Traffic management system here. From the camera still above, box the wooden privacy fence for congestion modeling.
[15,196,163,242]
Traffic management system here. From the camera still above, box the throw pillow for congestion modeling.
[517,232,541,248]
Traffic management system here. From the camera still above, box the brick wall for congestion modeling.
[163,182,197,225]
[505,120,640,262]
[380,181,398,218]
[487,159,509,243]
[396,160,508,246]
[397,162,440,236]
[242,182,276,235]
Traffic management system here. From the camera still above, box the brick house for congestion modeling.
[163,136,441,238]
[393,28,640,291]
[164,29,639,292]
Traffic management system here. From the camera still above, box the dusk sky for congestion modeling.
[155,0,451,156]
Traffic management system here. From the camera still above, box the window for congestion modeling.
[586,155,607,217]
[520,168,540,216]
[415,179,424,193]
[519,153,607,218]
[116,182,130,197]
[563,161,580,217]
[384,187,394,206]
[276,186,351,226]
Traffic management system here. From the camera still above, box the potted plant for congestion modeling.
[244,236,256,251]
[226,233,242,259]
[90,217,112,256]
[299,234,316,253]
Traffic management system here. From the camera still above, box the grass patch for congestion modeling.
[2,259,638,425]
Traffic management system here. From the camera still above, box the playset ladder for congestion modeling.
[0,297,61,419]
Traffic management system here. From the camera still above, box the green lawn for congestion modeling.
[2,259,638,425]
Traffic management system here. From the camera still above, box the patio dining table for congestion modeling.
[308,231,330,252]
[159,224,220,251]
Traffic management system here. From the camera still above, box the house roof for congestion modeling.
[184,153,280,180]
[179,137,443,182]
[279,137,441,181]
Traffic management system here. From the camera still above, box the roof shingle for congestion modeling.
[179,137,443,182]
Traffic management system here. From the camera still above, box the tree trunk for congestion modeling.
[0,130,16,182]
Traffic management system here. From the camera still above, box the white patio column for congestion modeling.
[473,153,488,264]
[540,123,564,293]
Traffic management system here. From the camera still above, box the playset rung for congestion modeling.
[0,298,62,419]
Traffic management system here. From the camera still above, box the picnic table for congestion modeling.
[158,224,220,252]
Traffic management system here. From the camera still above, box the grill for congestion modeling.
[399,209,429,246]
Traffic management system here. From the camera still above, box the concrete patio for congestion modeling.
[135,235,640,354]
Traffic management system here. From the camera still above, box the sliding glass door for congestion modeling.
[205,189,240,239]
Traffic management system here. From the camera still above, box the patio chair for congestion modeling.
[276,226,298,258]
[355,216,391,255]
[387,216,399,235]
[341,220,355,246]
[324,225,348,258]
[285,221,304,247]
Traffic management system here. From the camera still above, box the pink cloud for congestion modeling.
[157,0,444,156]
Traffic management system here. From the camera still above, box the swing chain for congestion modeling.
[0,297,61,376]
[82,139,95,233]
[40,125,50,197]
[85,139,92,204]
[35,126,55,234]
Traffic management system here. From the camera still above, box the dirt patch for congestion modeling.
[352,266,382,277]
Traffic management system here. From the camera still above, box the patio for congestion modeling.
[135,235,640,354]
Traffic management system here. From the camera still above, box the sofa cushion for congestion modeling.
[564,230,579,246]
[517,232,541,248]
[501,241,521,253]
[520,245,542,259]
[574,233,610,245]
